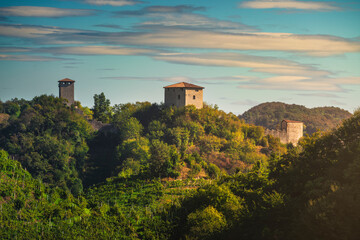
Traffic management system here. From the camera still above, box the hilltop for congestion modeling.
[239,102,352,135]
[1,95,359,239]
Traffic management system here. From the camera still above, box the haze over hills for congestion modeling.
[239,102,352,135]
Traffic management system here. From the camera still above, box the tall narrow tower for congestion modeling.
[58,78,75,105]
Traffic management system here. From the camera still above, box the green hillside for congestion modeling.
[239,102,352,135]
[1,95,359,239]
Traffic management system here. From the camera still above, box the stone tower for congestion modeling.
[164,82,204,109]
[281,120,303,146]
[58,78,75,105]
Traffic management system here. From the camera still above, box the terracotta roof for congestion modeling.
[282,119,303,123]
[164,82,204,89]
[58,78,75,82]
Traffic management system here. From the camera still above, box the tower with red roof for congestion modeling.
[164,82,204,109]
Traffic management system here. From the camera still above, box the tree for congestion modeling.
[187,206,227,239]
[93,92,111,123]
[149,139,171,177]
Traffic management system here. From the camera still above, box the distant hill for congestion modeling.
[239,102,352,135]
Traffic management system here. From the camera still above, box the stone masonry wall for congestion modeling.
[164,88,186,108]
[59,82,74,105]
[185,89,203,109]
[286,122,303,146]
[265,121,303,146]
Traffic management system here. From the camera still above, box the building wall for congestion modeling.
[265,121,303,146]
[286,122,303,146]
[185,89,203,109]
[264,129,288,143]
[59,82,74,105]
[164,88,186,108]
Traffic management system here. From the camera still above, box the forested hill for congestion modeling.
[239,102,352,135]
[0,95,359,239]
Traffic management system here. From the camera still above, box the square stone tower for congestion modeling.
[164,82,204,109]
[281,119,303,146]
[58,78,75,105]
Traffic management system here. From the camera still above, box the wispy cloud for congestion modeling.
[115,5,256,32]
[0,6,96,17]
[101,75,248,85]
[231,99,259,106]
[154,52,330,77]
[39,45,157,55]
[94,24,123,29]
[115,5,205,16]
[83,0,143,6]
[115,30,360,56]
[0,54,71,61]
[237,76,360,92]
[297,93,342,98]
[0,24,81,40]
[330,100,346,106]
[239,0,340,11]
[1,24,358,56]
[100,73,360,93]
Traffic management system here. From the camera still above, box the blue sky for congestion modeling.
[0,0,359,114]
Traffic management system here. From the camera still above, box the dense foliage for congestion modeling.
[1,95,358,239]
[0,96,93,195]
[239,102,352,134]
[85,100,283,185]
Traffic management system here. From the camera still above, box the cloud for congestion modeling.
[330,100,346,106]
[115,5,256,32]
[239,0,340,11]
[101,73,360,93]
[231,99,259,106]
[114,30,360,56]
[94,24,123,29]
[0,47,30,53]
[0,6,96,17]
[154,52,330,77]
[297,93,342,98]
[101,76,190,83]
[138,13,256,32]
[0,54,71,61]
[1,24,358,56]
[39,45,157,55]
[237,76,360,92]
[0,24,81,40]
[83,0,143,6]
[115,5,205,16]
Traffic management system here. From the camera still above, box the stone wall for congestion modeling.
[265,121,303,146]
[164,88,203,109]
[164,88,186,108]
[59,82,74,105]
[185,89,203,109]
[285,122,303,146]
[264,129,288,144]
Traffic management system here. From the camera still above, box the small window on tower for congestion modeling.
[193,95,196,100]
[195,90,199,92]
[178,95,180,99]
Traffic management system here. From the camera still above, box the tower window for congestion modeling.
[193,95,196,100]
[178,95,180,99]
[195,90,199,92]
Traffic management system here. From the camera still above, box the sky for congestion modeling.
[0,0,359,115]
